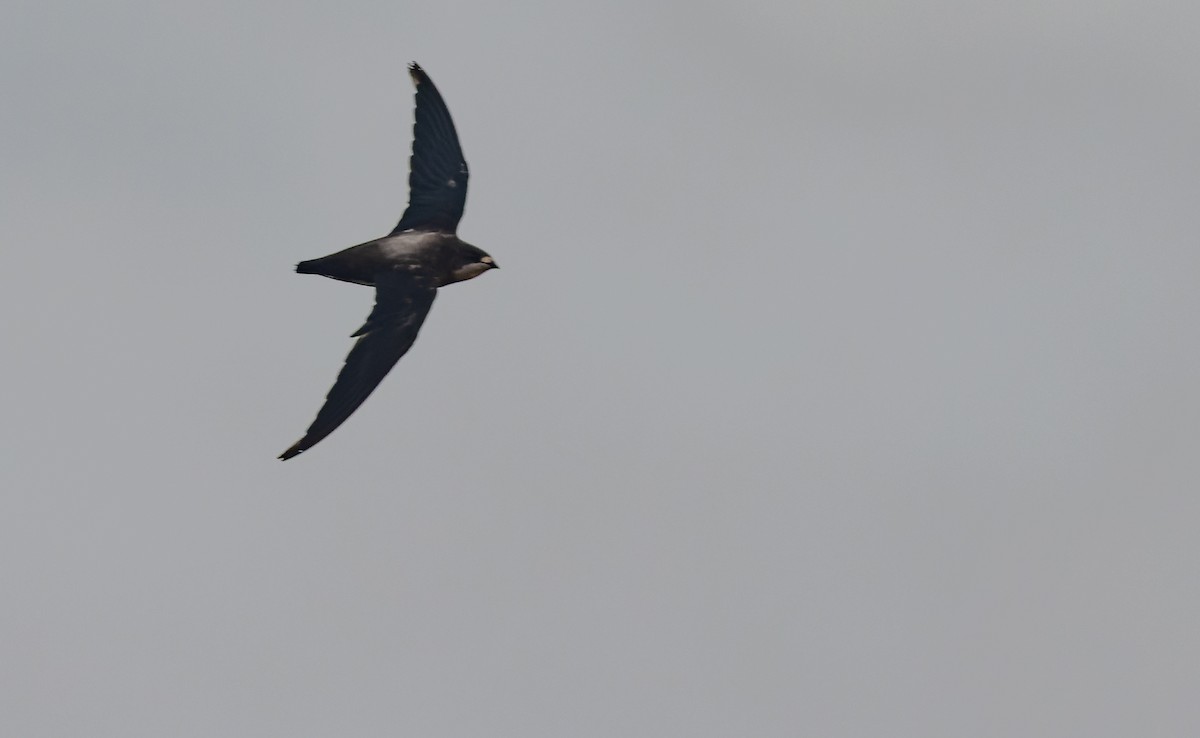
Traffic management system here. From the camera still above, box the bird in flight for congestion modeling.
[280,63,497,460]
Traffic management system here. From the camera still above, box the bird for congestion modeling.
[279,63,497,460]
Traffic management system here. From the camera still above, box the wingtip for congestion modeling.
[278,442,305,461]
[408,61,425,84]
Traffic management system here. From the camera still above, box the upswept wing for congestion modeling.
[279,269,437,460]
[390,63,469,235]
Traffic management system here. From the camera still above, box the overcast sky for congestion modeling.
[3,1,1199,736]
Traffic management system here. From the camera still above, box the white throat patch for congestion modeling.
[450,262,493,282]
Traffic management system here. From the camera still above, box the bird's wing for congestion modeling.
[279,269,437,460]
[390,63,469,235]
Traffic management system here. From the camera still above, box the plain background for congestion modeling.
[3,1,1199,736]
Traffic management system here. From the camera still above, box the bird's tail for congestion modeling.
[295,259,321,275]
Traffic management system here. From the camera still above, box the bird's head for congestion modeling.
[447,242,499,284]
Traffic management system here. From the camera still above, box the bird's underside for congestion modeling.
[279,63,496,460]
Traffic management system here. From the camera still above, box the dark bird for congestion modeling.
[279,63,497,460]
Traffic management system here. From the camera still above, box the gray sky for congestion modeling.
[3,1,1199,736]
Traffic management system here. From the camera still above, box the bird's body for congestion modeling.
[295,231,492,288]
[280,64,496,460]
